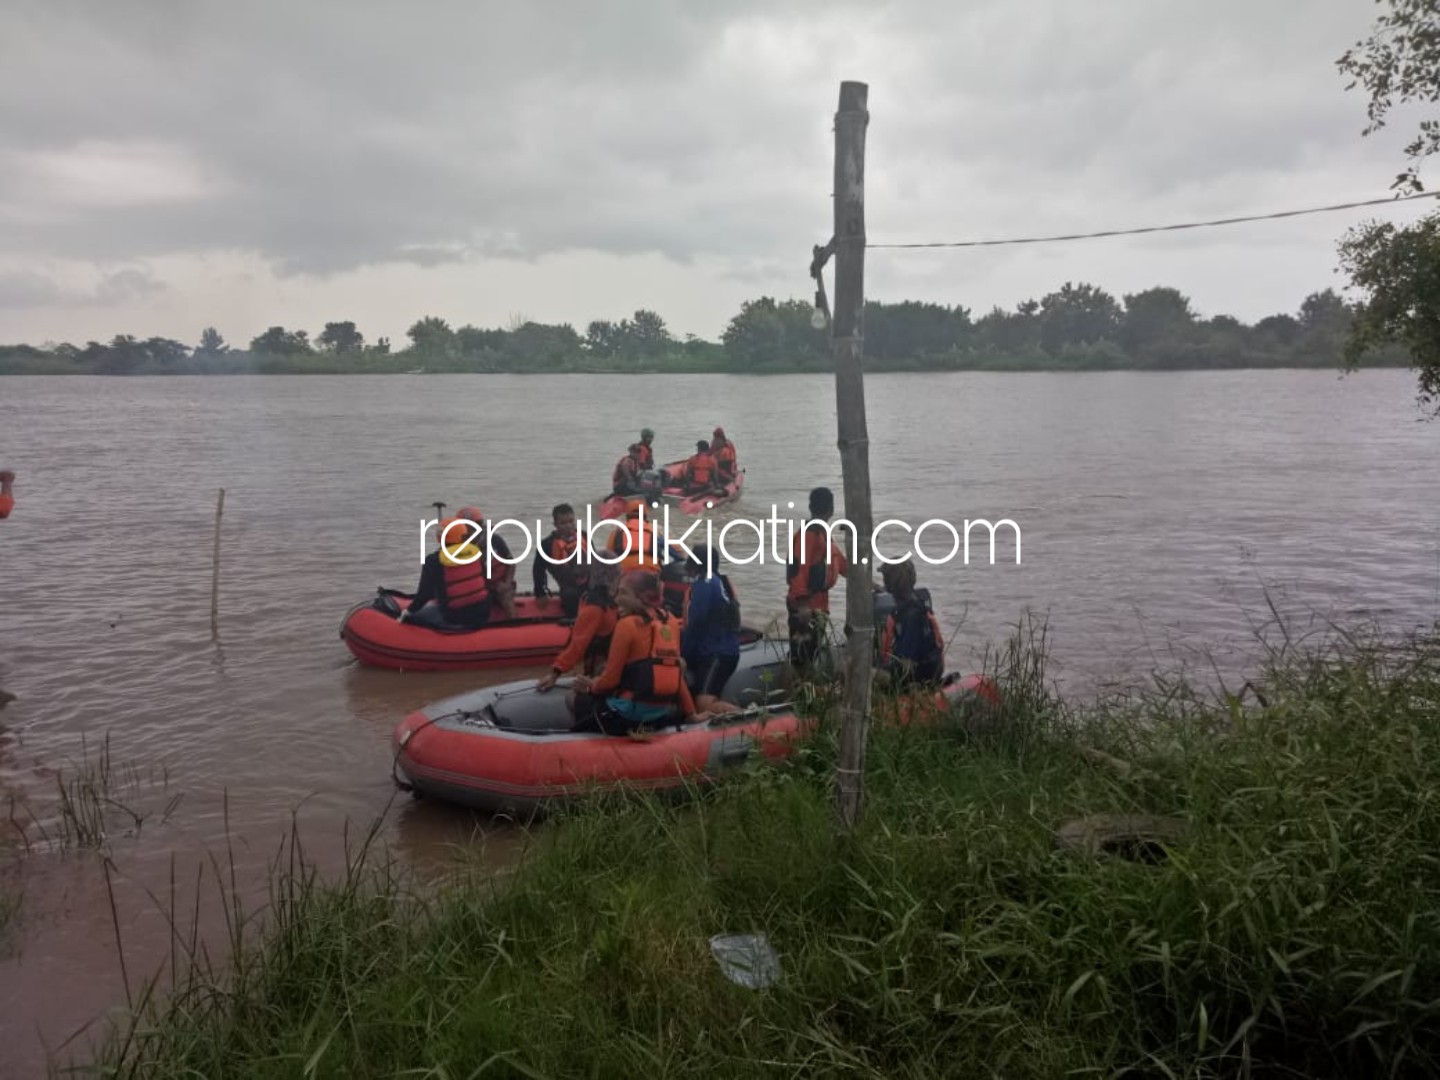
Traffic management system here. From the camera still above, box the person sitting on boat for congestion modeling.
[683,440,718,497]
[459,506,520,620]
[786,486,848,673]
[607,496,679,572]
[533,502,588,618]
[637,428,656,471]
[399,515,497,630]
[876,560,946,690]
[536,562,620,694]
[0,470,14,520]
[681,545,741,714]
[611,444,646,496]
[570,570,709,735]
[710,428,737,485]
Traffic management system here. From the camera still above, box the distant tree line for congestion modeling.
[0,283,1409,376]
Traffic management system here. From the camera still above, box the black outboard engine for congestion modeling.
[637,469,664,501]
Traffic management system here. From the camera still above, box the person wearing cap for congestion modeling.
[611,443,646,496]
[636,428,656,471]
[710,428,737,485]
[571,570,709,735]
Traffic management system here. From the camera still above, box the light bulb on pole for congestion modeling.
[810,287,829,330]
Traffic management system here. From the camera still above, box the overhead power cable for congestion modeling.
[866,190,1440,250]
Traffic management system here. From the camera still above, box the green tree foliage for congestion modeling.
[1335,0,1440,414]
[407,317,454,353]
[1038,282,1122,354]
[317,321,365,353]
[1336,0,1440,195]
[720,297,828,369]
[0,287,1396,376]
[196,327,228,357]
[1120,287,1195,355]
[1339,214,1440,412]
[249,326,312,356]
[864,301,970,361]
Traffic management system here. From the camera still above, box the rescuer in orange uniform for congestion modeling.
[785,486,848,672]
[536,562,620,694]
[570,570,710,735]
[710,428,737,485]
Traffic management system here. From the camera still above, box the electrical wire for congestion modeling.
[866,190,1439,250]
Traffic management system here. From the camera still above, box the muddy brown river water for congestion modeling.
[1,370,1437,1076]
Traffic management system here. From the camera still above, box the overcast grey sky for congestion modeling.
[0,0,1432,348]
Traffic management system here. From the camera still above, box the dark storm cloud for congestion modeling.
[0,0,1395,280]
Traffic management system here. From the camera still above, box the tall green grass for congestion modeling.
[89,619,1440,1078]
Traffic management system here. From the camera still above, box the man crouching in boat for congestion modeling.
[399,509,515,629]
[569,570,711,735]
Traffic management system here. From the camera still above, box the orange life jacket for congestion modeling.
[786,524,844,612]
[618,611,684,703]
[551,531,586,564]
[687,452,716,488]
[609,512,660,570]
[714,442,737,478]
[0,494,12,520]
[441,554,489,610]
[583,601,619,674]
[637,444,654,470]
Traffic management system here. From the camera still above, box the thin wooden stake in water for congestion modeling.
[830,80,875,833]
[210,487,225,638]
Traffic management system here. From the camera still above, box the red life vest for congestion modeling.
[637,444,654,470]
[714,442,737,479]
[551,531,586,563]
[618,611,684,703]
[786,524,844,611]
[687,452,716,488]
[440,548,489,609]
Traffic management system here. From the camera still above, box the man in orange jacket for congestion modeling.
[785,486,848,672]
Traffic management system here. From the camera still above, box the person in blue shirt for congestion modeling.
[680,545,742,714]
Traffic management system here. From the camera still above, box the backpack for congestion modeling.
[889,589,941,677]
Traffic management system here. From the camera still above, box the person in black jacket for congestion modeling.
[532,502,589,618]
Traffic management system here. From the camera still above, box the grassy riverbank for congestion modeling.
[93,622,1440,1078]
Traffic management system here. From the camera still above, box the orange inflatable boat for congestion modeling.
[392,640,999,818]
[340,589,573,672]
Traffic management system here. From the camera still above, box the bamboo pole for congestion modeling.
[210,488,225,637]
[829,81,874,832]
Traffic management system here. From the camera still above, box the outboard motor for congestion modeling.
[637,469,664,501]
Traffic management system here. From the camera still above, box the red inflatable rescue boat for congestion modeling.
[392,641,1000,818]
[340,589,573,672]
